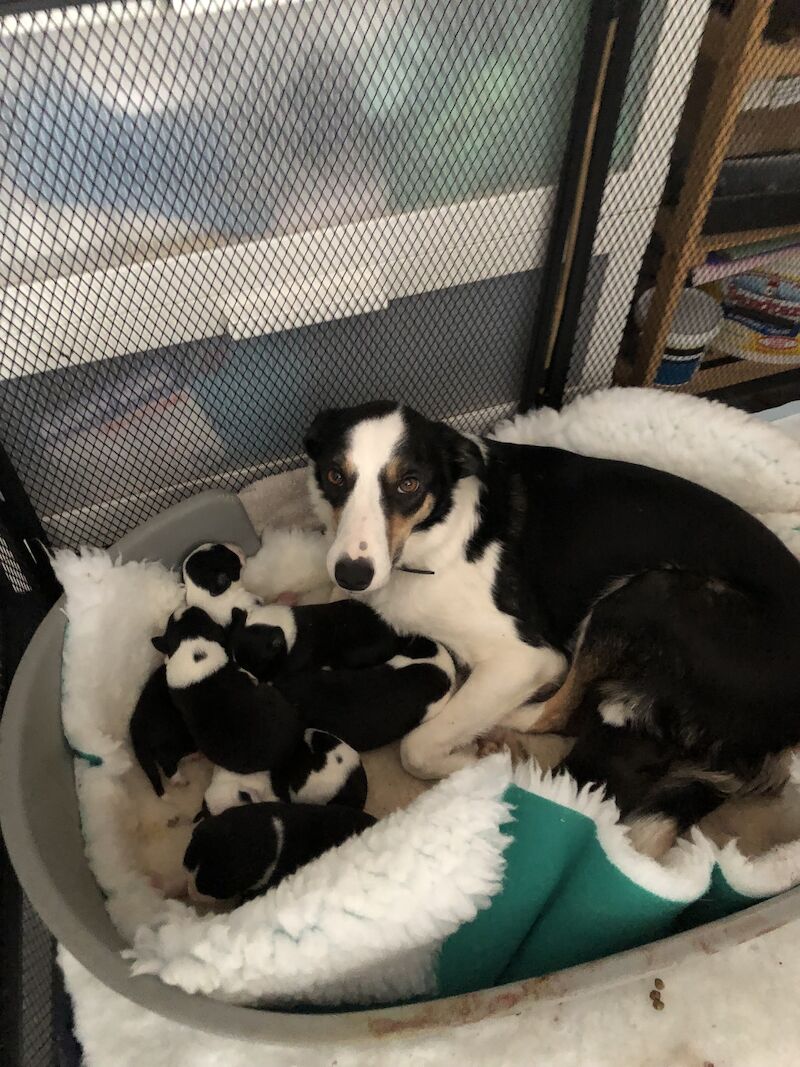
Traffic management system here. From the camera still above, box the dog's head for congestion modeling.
[304,401,484,593]
[152,606,229,688]
[182,542,245,598]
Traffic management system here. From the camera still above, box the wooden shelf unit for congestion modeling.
[628,0,800,394]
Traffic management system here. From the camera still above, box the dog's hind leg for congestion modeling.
[624,767,737,859]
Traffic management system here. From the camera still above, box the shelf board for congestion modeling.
[657,207,800,270]
[684,354,798,395]
[702,10,800,82]
[697,224,800,257]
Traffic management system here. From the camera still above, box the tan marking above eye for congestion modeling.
[386,492,435,560]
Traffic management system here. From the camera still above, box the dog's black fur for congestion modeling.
[228,599,405,682]
[184,801,376,900]
[275,639,453,751]
[476,442,800,834]
[153,607,303,774]
[129,665,197,796]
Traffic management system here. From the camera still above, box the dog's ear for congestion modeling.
[229,606,247,630]
[437,424,485,482]
[151,634,169,655]
[303,408,340,461]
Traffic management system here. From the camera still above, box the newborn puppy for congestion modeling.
[182,542,261,625]
[203,728,368,816]
[153,606,302,774]
[276,639,457,751]
[228,598,405,683]
[184,801,376,901]
[129,664,197,796]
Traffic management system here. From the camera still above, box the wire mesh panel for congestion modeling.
[0,0,702,548]
[585,0,800,405]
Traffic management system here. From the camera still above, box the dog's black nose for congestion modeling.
[334,556,374,591]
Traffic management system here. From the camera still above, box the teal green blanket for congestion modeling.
[435,761,800,997]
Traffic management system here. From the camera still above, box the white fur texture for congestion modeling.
[242,526,334,605]
[165,637,229,689]
[325,410,407,591]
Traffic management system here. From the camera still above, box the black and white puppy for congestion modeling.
[152,606,302,774]
[184,801,376,901]
[182,542,261,625]
[304,400,800,857]
[227,598,405,682]
[129,664,197,796]
[275,638,457,751]
[203,728,368,815]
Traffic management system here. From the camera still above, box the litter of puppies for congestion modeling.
[131,539,455,904]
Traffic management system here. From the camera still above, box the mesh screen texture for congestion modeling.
[3,0,794,550]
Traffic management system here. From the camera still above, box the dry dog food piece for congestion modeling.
[653,999,665,1011]
[649,990,660,1002]
[654,978,664,990]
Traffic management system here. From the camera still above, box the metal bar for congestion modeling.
[520,0,643,411]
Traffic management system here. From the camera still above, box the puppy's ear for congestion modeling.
[212,571,233,595]
[151,634,169,655]
[303,408,340,461]
[229,606,247,629]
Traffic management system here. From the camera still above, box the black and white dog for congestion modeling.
[304,401,800,856]
[185,801,376,901]
[182,542,261,625]
[203,728,368,816]
[273,637,456,751]
[152,606,302,774]
[228,598,404,681]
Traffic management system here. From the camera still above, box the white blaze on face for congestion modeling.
[165,637,228,689]
[327,411,405,592]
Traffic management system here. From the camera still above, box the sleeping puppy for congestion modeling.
[275,638,457,751]
[129,665,198,796]
[184,801,376,901]
[182,543,261,625]
[227,598,405,683]
[203,728,368,815]
[152,606,302,774]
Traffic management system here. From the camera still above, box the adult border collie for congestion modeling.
[304,401,800,856]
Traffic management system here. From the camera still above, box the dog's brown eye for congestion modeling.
[398,476,420,495]
[327,467,344,487]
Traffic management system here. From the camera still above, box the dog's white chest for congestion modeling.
[367,545,519,666]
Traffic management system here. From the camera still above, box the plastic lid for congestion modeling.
[636,287,723,349]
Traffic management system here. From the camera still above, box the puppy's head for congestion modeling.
[304,402,484,593]
[152,606,229,688]
[182,542,245,597]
